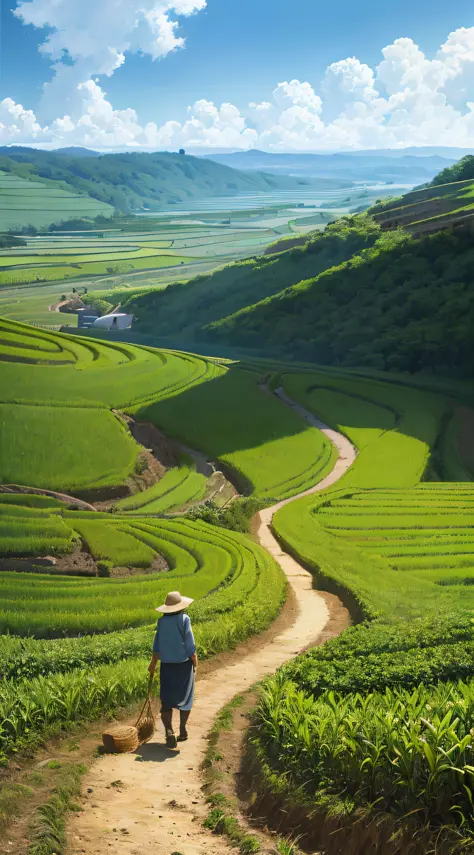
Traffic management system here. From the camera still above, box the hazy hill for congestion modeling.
[0,147,321,215]
[119,157,474,377]
[205,149,455,184]
[54,147,101,157]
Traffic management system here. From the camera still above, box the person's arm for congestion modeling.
[184,615,197,669]
[148,651,160,675]
[148,623,161,675]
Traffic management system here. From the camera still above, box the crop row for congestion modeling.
[0,519,285,759]
[255,674,474,846]
[254,369,474,847]
[0,514,277,637]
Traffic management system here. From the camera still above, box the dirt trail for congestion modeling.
[68,393,357,855]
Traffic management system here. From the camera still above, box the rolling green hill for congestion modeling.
[370,177,474,235]
[0,171,114,231]
[0,147,319,221]
[204,222,474,375]
[119,217,381,340]
[429,154,474,186]
[116,157,474,378]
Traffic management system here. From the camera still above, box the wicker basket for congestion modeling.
[102,724,139,754]
[135,694,155,744]
[102,676,155,754]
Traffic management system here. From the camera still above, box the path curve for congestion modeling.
[67,392,357,855]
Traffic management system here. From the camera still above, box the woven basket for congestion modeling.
[102,724,139,754]
[136,695,155,744]
[102,676,155,753]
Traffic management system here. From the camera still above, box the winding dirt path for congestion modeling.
[67,394,357,855]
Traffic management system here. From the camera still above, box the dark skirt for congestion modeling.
[160,660,195,711]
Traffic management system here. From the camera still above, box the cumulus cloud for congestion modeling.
[4,21,474,151]
[13,0,207,120]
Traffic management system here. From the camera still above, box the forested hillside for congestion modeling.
[0,147,312,215]
[119,158,474,378]
[429,154,474,186]
[205,225,473,375]
[120,218,380,340]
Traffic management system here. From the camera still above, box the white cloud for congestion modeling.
[13,0,207,120]
[273,80,322,114]
[4,21,474,151]
[0,97,47,143]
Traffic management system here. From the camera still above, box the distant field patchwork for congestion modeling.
[0,172,114,230]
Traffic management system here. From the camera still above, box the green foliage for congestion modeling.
[199,222,474,378]
[430,155,474,187]
[122,216,381,341]
[281,614,474,697]
[187,497,264,534]
[255,674,474,843]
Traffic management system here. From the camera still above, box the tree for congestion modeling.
[179,149,186,156]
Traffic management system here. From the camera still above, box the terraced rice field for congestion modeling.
[0,172,113,230]
[0,318,221,496]
[136,368,337,499]
[0,320,339,502]
[0,195,351,328]
[253,369,474,851]
[0,492,285,760]
[318,484,474,580]
[3,317,474,850]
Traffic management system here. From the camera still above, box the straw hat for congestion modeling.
[155,591,194,614]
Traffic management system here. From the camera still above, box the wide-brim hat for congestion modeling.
[155,590,194,614]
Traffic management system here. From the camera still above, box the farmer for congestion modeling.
[148,591,197,749]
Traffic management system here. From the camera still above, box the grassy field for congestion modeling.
[0,404,139,491]
[0,319,221,495]
[0,321,338,500]
[0,172,113,231]
[135,367,337,499]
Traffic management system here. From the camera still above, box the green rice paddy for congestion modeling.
[2,316,474,849]
[0,172,113,231]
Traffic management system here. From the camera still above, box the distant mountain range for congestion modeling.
[202,148,461,184]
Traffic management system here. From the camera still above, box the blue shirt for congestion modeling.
[152,612,196,663]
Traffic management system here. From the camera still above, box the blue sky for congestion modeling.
[1,0,474,150]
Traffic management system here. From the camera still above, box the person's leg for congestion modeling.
[161,708,177,747]
[178,709,190,740]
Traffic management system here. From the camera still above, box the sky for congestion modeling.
[0,0,474,152]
